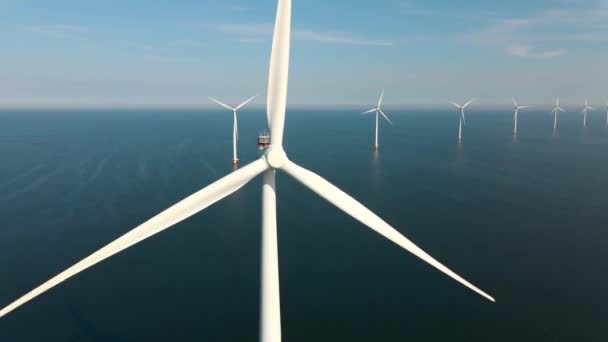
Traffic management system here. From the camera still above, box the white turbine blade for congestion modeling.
[378,89,385,109]
[209,97,234,111]
[361,108,377,115]
[588,105,594,110]
[519,106,529,109]
[559,107,566,113]
[260,170,281,341]
[378,109,393,125]
[463,99,474,109]
[266,0,291,146]
[449,101,462,109]
[552,108,558,113]
[0,158,270,319]
[512,97,518,108]
[235,95,257,111]
[281,160,495,302]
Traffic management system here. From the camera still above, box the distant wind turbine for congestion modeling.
[511,97,529,137]
[0,1,494,339]
[361,89,392,150]
[605,100,608,127]
[582,98,593,128]
[552,97,566,135]
[449,99,473,142]
[209,95,257,164]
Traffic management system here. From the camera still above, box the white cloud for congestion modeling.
[211,23,392,46]
[507,44,566,58]
[25,24,89,40]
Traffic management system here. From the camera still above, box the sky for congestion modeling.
[0,0,607,107]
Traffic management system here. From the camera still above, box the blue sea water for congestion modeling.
[0,107,607,341]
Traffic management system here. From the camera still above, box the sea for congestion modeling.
[0,107,607,341]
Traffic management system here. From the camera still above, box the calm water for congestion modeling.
[0,108,607,341]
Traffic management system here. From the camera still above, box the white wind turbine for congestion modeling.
[361,89,392,150]
[0,1,495,340]
[552,97,566,135]
[582,97,593,128]
[511,97,529,137]
[604,99,608,127]
[449,99,473,142]
[209,95,257,164]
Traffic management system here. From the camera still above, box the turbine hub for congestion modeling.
[265,146,288,169]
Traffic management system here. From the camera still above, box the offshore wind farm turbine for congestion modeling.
[605,100,608,127]
[552,97,566,135]
[361,89,392,150]
[450,99,473,142]
[0,1,495,340]
[512,97,529,137]
[582,98,593,128]
[209,95,257,164]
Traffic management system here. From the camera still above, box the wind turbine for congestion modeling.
[552,97,566,135]
[511,97,529,137]
[209,95,257,164]
[604,99,608,127]
[582,97,593,128]
[449,99,473,142]
[0,1,495,340]
[361,89,392,150]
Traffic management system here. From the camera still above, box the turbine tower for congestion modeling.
[582,98,593,128]
[552,97,566,135]
[361,89,392,150]
[209,95,257,164]
[512,97,529,137]
[450,99,473,142]
[0,1,495,341]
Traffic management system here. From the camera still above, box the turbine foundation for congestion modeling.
[374,144,379,151]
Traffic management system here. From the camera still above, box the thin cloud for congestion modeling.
[25,24,89,40]
[507,44,566,58]
[143,55,195,63]
[211,23,392,46]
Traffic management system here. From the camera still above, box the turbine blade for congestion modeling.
[378,109,393,125]
[0,158,270,319]
[378,89,385,109]
[463,99,474,109]
[209,97,234,111]
[360,108,377,115]
[266,0,292,146]
[235,95,257,111]
[519,106,529,109]
[559,107,566,113]
[281,160,495,303]
[512,97,518,108]
[449,101,462,109]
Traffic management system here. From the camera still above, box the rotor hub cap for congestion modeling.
[266,147,287,169]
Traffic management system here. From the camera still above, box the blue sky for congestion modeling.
[0,0,606,107]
